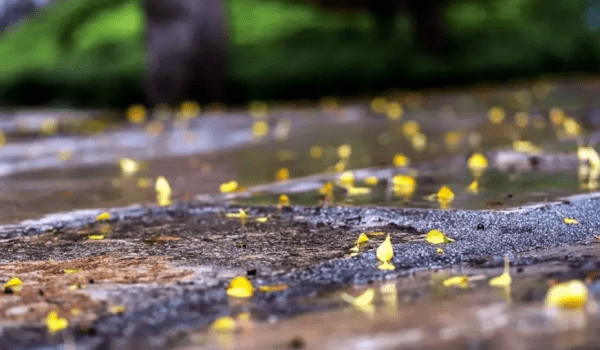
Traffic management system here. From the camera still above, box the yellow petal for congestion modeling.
[489,272,511,287]
[96,212,110,221]
[488,107,505,124]
[111,306,126,314]
[211,316,236,332]
[337,144,352,159]
[118,157,139,176]
[545,280,588,309]
[340,288,375,307]
[467,180,479,194]
[426,230,455,244]
[226,276,254,298]
[219,181,239,193]
[356,233,369,244]
[437,186,455,209]
[4,277,22,288]
[563,218,578,225]
[378,261,396,270]
[255,217,268,223]
[436,248,444,254]
[443,276,469,288]
[338,171,354,187]
[258,284,289,292]
[393,153,410,167]
[278,194,290,207]
[364,176,378,186]
[376,235,394,262]
[346,186,371,196]
[275,168,289,181]
[63,269,80,274]
[88,235,105,240]
[127,104,146,124]
[252,121,269,139]
[45,311,68,333]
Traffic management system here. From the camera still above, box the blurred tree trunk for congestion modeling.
[142,0,227,107]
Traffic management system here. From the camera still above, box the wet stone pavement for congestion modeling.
[3,80,600,349]
[0,192,599,349]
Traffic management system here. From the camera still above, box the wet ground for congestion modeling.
[1,78,600,349]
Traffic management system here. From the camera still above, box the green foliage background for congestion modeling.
[0,0,597,107]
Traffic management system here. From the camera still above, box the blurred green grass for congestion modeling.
[0,0,598,107]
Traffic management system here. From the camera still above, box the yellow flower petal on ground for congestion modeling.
[219,180,239,193]
[46,311,68,333]
[225,209,247,224]
[309,145,323,159]
[275,168,289,181]
[4,277,22,291]
[426,230,455,244]
[127,104,146,124]
[111,306,126,314]
[340,288,375,307]
[545,280,588,309]
[392,174,416,200]
[334,160,347,172]
[513,140,541,154]
[211,316,236,332]
[356,233,369,244]
[378,261,396,270]
[411,133,427,151]
[393,153,410,167]
[252,121,269,139]
[563,117,581,136]
[63,269,80,274]
[364,176,378,186]
[563,218,578,225]
[338,171,354,188]
[467,180,479,194]
[346,186,371,196]
[337,144,352,159]
[255,217,268,223]
[118,157,139,176]
[226,276,254,298]
[319,182,334,197]
[377,235,394,263]
[443,276,469,288]
[88,235,105,240]
[436,248,444,254]
[371,97,387,114]
[488,107,505,124]
[258,284,289,292]
[96,212,110,221]
[490,258,512,287]
[437,186,455,209]
[402,120,419,137]
[467,153,488,178]
[278,194,290,207]
[155,176,172,206]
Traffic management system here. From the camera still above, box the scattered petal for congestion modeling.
[545,280,588,309]
[437,186,454,209]
[118,158,139,176]
[111,306,126,314]
[340,288,375,307]
[46,311,68,333]
[337,144,352,159]
[488,107,505,124]
[252,121,269,139]
[346,186,371,196]
[255,217,268,223]
[211,316,236,333]
[278,194,290,207]
[96,212,110,221]
[436,248,444,254]
[443,276,469,288]
[338,171,354,188]
[4,277,22,292]
[63,269,80,274]
[226,276,254,298]
[127,104,146,124]
[356,233,369,244]
[364,176,378,186]
[258,284,289,292]
[392,175,417,201]
[467,153,488,178]
[376,235,394,263]
[155,176,172,206]
[393,153,410,167]
[426,230,455,245]
[467,180,479,194]
[88,235,105,240]
[489,257,512,287]
[219,181,239,193]
[564,218,579,225]
[275,168,289,181]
